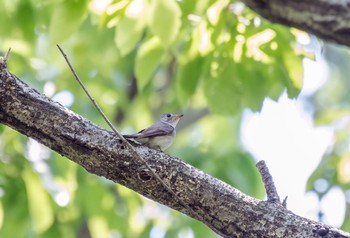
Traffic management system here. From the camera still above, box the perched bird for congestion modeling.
[123,113,184,151]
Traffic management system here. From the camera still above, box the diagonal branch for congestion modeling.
[0,57,349,237]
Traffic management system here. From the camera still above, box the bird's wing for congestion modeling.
[123,133,138,138]
[135,123,174,138]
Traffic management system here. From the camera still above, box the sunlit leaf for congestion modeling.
[114,0,147,56]
[49,0,88,43]
[207,0,229,25]
[88,216,110,238]
[283,51,303,97]
[147,0,181,47]
[98,0,129,28]
[264,24,303,98]
[115,16,145,56]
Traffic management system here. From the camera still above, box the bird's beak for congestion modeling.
[170,114,184,127]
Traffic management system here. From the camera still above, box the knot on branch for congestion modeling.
[138,167,154,181]
[312,224,341,237]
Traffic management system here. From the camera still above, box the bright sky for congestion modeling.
[241,56,346,227]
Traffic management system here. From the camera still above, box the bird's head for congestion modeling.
[160,113,184,127]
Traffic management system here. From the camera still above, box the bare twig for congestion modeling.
[282,196,288,208]
[56,45,202,223]
[256,160,281,203]
[4,48,11,63]
[0,48,11,65]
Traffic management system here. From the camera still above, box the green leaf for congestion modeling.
[176,56,204,105]
[203,61,242,115]
[49,0,88,43]
[238,61,285,111]
[22,170,54,234]
[114,0,146,56]
[16,1,36,42]
[115,16,145,56]
[147,0,181,47]
[206,0,229,26]
[283,51,303,97]
[135,37,165,90]
[266,25,303,97]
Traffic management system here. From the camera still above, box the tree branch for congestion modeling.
[240,0,350,47]
[0,59,349,237]
[56,44,212,234]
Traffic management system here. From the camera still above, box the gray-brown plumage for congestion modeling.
[123,113,184,151]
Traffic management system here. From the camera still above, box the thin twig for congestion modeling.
[4,48,11,63]
[56,44,199,218]
[1,48,11,65]
[282,196,288,208]
[256,160,281,203]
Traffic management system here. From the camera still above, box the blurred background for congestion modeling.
[0,0,349,237]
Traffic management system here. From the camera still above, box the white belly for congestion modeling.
[147,134,175,150]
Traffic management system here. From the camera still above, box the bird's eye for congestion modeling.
[166,113,171,118]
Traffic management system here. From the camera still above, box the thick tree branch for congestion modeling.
[0,60,349,237]
[241,0,350,47]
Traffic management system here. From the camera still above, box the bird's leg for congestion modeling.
[157,146,163,151]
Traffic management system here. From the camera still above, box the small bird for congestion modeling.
[123,113,184,151]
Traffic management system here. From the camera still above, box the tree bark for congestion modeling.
[241,0,350,47]
[0,61,349,237]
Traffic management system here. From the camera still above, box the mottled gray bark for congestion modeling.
[241,0,350,47]
[0,59,349,238]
